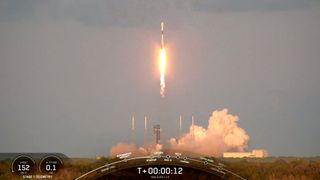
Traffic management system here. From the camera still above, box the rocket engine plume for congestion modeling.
[159,21,167,97]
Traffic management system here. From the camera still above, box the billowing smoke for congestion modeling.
[109,109,249,158]
[109,143,163,157]
[169,109,249,157]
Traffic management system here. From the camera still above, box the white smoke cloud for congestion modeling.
[109,109,249,157]
[109,143,163,157]
[169,109,249,157]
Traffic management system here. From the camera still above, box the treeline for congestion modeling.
[1,157,320,179]
[224,158,320,180]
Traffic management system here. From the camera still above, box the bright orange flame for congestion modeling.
[159,48,167,97]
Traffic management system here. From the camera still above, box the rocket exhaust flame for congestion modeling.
[159,21,167,97]
[159,48,166,97]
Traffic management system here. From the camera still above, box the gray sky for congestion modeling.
[0,0,320,157]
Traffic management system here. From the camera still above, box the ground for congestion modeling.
[1,157,320,179]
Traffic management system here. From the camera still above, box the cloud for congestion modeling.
[109,109,250,157]
[192,0,320,13]
[2,0,318,27]
[0,0,177,27]
[109,143,163,157]
[169,109,250,157]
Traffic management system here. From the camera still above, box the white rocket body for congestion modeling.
[161,22,164,49]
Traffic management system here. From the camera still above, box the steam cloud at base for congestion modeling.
[109,143,163,157]
[170,109,249,157]
[109,109,249,157]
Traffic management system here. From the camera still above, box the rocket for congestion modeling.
[161,21,164,49]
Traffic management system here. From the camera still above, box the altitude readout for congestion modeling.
[137,167,183,175]
[40,156,63,174]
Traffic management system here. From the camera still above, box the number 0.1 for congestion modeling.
[46,164,56,171]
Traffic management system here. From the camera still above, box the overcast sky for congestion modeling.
[0,0,320,157]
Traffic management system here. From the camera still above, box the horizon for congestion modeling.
[0,0,320,157]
